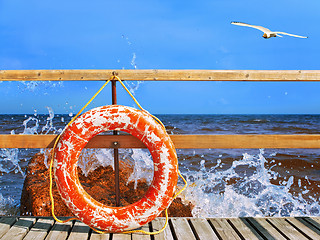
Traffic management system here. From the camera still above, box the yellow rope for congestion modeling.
[49,79,111,223]
[49,75,188,234]
[113,75,166,130]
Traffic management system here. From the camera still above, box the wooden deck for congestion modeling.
[0,217,319,240]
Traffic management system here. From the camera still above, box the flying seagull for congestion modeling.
[231,22,308,39]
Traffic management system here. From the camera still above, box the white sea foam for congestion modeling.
[72,146,320,217]
[181,149,320,217]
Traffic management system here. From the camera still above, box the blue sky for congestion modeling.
[0,0,319,114]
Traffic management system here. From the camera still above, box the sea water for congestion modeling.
[0,111,319,217]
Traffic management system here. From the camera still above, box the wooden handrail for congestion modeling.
[1,134,319,149]
[1,70,320,81]
[1,70,319,150]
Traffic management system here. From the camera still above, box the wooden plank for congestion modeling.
[90,231,110,240]
[172,134,320,149]
[310,217,320,226]
[0,134,145,149]
[131,223,151,240]
[302,217,320,233]
[151,218,174,240]
[267,218,309,240]
[170,218,196,240]
[45,220,73,240]
[286,217,320,239]
[1,218,36,240]
[112,232,131,240]
[296,217,320,235]
[248,218,286,240]
[189,218,219,240]
[1,134,320,149]
[1,70,320,81]
[23,218,54,240]
[228,218,263,240]
[208,218,241,240]
[0,217,17,238]
[68,221,90,240]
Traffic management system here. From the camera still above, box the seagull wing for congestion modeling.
[273,32,308,38]
[231,22,270,33]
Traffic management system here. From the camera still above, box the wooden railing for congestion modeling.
[1,69,320,149]
[1,69,320,81]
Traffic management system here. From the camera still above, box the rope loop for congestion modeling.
[49,74,187,235]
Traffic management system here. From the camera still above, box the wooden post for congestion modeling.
[111,80,120,207]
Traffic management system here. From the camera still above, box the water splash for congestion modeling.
[76,148,154,189]
[20,107,63,135]
[41,106,61,134]
[131,53,137,70]
[0,106,70,215]
[22,117,39,135]
[126,149,153,188]
[0,193,18,215]
[77,149,114,176]
[1,107,63,176]
[20,81,63,92]
[0,148,25,177]
[181,149,320,217]
[61,146,320,217]
[120,35,142,95]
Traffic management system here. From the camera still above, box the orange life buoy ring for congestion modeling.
[54,105,178,232]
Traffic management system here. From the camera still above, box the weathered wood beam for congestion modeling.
[1,70,320,81]
[0,134,319,149]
